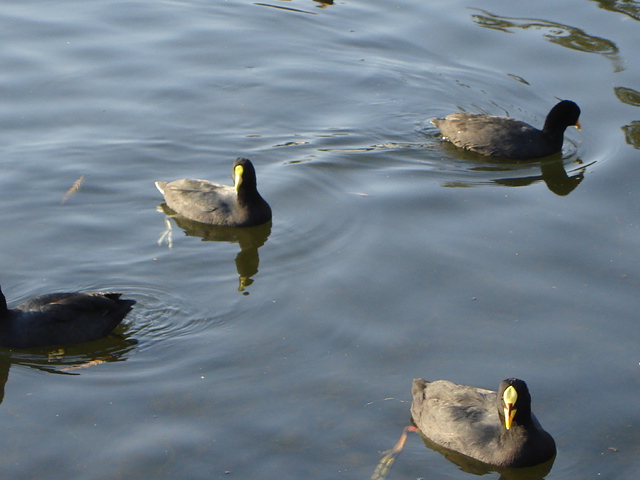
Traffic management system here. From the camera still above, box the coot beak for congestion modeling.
[234,165,244,191]
[504,403,517,430]
[503,385,518,430]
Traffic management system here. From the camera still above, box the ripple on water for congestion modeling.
[264,160,368,282]
[112,283,227,356]
[263,59,595,197]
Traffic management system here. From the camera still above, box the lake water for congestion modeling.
[0,0,639,479]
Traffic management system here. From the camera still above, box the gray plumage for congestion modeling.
[411,378,556,468]
[155,157,271,227]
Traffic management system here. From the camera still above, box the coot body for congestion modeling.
[411,378,556,468]
[432,100,580,159]
[155,157,271,227]
[0,287,135,349]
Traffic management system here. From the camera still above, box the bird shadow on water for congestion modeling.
[157,204,272,294]
[0,328,137,404]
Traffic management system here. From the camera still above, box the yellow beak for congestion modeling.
[504,404,516,430]
[234,165,244,192]
[503,385,518,430]
[574,120,582,131]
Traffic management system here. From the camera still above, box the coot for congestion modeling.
[431,100,580,159]
[155,157,272,227]
[411,378,556,468]
[0,286,136,349]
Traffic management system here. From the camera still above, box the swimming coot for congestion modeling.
[431,100,581,159]
[155,157,272,227]
[0,286,136,349]
[411,378,556,468]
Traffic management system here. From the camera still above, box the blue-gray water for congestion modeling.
[1,0,639,479]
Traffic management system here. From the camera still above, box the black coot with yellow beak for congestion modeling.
[155,157,272,227]
[411,378,556,468]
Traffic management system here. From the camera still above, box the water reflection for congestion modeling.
[414,429,555,480]
[158,204,272,293]
[0,353,8,404]
[440,151,587,196]
[590,0,640,21]
[615,86,640,149]
[622,121,640,148]
[614,86,640,107]
[470,8,624,72]
[254,2,315,15]
[497,158,586,196]
[0,332,136,404]
[254,0,335,14]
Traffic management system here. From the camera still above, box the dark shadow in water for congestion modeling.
[590,0,640,22]
[413,427,555,480]
[158,204,272,293]
[0,328,136,404]
[470,8,624,72]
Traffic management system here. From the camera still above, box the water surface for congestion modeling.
[0,0,639,479]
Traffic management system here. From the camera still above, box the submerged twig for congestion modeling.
[371,426,418,480]
[61,175,85,204]
[60,357,110,372]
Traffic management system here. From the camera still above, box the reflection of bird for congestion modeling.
[0,286,135,349]
[157,204,272,292]
[155,157,272,227]
[411,378,556,468]
[432,100,581,159]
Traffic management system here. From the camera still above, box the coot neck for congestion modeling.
[542,119,567,141]
[237,186,263,206]
[0,289,7,314]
